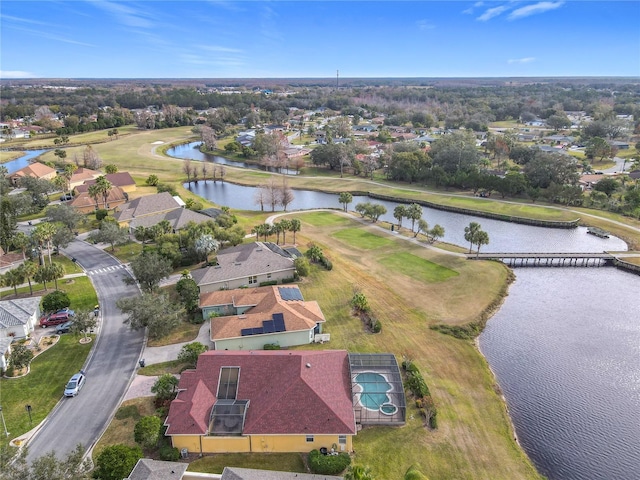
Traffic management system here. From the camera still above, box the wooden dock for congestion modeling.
[468,252,615,267]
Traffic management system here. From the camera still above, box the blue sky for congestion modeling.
[1,1,639,79]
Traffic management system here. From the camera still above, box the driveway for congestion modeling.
[25,239,144,463]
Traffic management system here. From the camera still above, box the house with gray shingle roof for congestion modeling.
[191,242,296,294]
[0,297,42,371]
[114,192,210,232]
[125,459,187,480]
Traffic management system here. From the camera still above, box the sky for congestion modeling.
[1,1,639,79]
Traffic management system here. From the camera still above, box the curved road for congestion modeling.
[26,240,144,462]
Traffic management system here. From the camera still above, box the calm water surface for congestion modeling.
[2,149,48,173]
[187,181,628,253]
[479,269,640,480]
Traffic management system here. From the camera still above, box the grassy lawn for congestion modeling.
[109,241,144,264]
[292,212,540,479]
[331,228,394,250]
[92,397,156,458]
[146,321,202,347]
[378,252,459,282]
[18,125,140,148]
[188,453,307,474]
[0,151,24,162]
[138,360,188,376]
[0,276,98,312]
[0,334,94,451]
[299,211,351,227]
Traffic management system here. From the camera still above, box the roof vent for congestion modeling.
[306,363,311,368]
[238,315,247,319]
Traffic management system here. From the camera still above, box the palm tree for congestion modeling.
[463,222,482,253]
[11,231,30,260]
[95,175,113,209]
[338,192,353,212]
[289,218,301,245]
[48,262,65,290]
[32,222,57,265]
[393,205,407,230]
[279,219,291,244]
[406,203,423,233]
[3,268,25,297]
[88,184,101,210]
[34,265,50,290]
[475,230,490,257]
[20,261,38,295]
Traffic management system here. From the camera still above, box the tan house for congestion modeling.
[201,285,326,350]
[8,162,56,186]
[114,192,182,227]
[76,172,136,194]
[165,350,356,455]
[191,242,296,294]
[68,167,100,189]
[69,186,128,213]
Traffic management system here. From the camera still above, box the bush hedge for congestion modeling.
[159,445,180,461]
[308,449,351,475]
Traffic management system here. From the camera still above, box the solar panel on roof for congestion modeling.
[273,312,286,332]
[263,320,275,333]
[278,287,304,301]
[240,328,253,336]
[252,327,264,335]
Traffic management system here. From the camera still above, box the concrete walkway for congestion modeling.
[123,322,212,400]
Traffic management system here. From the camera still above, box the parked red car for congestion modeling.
[40,312,72,327]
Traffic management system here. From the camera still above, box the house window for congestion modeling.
[248,276,257,285]
[306,435,314,443]
[267,273,272,279]
[338,435,347,445]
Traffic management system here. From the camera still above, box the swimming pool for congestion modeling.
[354,372,397,415]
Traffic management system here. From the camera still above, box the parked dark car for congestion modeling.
[40,312,72,327]
[55,321,74,334]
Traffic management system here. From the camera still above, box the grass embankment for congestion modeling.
[0,334,94,451]
[0,151,24,163]
[289,211,540,479]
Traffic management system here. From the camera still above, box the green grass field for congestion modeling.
[0,334,94,451]
[331,228,394,250]
[378,252,459,282]
[0,276,98,312]
[188,453,307,474]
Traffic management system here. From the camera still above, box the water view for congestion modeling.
[2,150,48,174]
[186,179,637,479]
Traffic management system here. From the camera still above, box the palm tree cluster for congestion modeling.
[252,218,301,245]
[463,222,490,256]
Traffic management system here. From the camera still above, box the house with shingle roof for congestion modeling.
[68,167,101,189]
[75,171,137,194]
[69,186,128,213]
[0,297,42,371]
[125,460,343,480]
[201,285,326,350]
[191,242,296,294]
[165,350,356,454]
[8,162,56,186]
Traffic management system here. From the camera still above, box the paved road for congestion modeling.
[25,240,144,462]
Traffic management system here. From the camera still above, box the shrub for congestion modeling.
[177,342,208,368]
[95,209,109,221]
[157,183,177,196]
[406,371,430,398]
[294,256,310,277]
[350,292,369,313]
[429,411,438,429]
[263,343,281,350]
[259,280,277,287]
[115,405,140,421]
[159,445,180,461]
[93,444,142,480]
[308,449,351,475]
[371,319,382,333]
[146,174,159,186]
[319,255,333,270]
[134,415,162,449]
[42,290,70,313]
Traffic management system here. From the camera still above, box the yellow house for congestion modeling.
[165,350,356,455]
[8,162,56,186]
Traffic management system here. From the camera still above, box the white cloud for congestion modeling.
[508,2,564,20]
[508,57,536,64]
[477,5,509,21]
[89,0,155,29]
[0,70,36,78]
[417,19,436,31]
